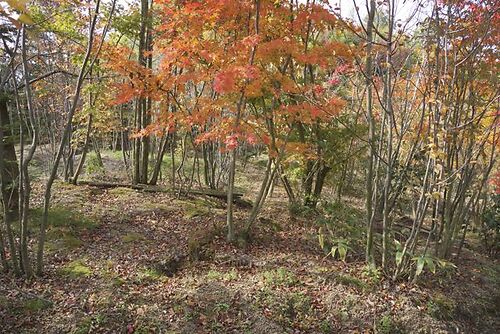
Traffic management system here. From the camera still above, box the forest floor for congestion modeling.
[0,152,499,333]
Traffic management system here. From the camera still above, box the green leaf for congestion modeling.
[330,246,337,258]
[318,228,325,250]
[395,251,403,266]
[425,257,436,274]
[338,245,347,262]
[415,257,425,276]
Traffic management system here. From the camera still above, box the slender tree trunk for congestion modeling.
[364,0,377,265]
[0,95,19,219]
[37,0,101,275]
[71,114,93,184]
[0,94,20,275]
[149,134,169,185]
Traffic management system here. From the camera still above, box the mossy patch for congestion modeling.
[206,268,238,281]
[0,295,11,310]
[22,297,53,313]
[334,274,368,291]
[136,267,168,283]
[45,229,83,252]
[122,232,146,243]
[427,293,456,320]
[12,206,97,239]
[60,259,93,279]
[107,186,136,197]
[183,203,209,219]
[31,207,98,230]
[261,268,299,287]
[1,296,53,315]
[255,288,314,329]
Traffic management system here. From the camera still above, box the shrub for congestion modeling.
[316,201,365,260]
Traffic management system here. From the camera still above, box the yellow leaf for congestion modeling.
[6,0,27,11]
[18,13,34,25]
[431,192,441,200]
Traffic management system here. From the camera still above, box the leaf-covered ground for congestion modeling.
[1,163,499,333]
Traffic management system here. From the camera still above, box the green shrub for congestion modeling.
[316,201,365,260]
[85,152,105,175]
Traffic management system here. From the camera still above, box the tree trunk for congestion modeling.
[0,95,19,218]
[0,94,20,275]
[364,0,376,265]
[149,134,169,185]
[71,114,93,184]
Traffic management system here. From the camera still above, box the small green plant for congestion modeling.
[316,201,365,261]
[319,229,350,261]
[362,263,382,285]
[288,202,315,217]
[73,314,107,334]
[412,254,456,278]
[212,302,230,315]
[319,319,333,334]
[376,314,402,334]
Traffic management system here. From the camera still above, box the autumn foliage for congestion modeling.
[105,0,353,157]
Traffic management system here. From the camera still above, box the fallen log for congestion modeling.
[76,180,243,199]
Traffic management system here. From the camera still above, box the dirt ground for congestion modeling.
[0,152,499,333]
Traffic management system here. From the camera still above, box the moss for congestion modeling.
[427,293,456,320]
[262,268,299,287]
[112,277,126,287]
[206,269,238,281]
[136,267,167,282]
[31,207,98,230]
[183,203,209,219]
[122,232,146,243]
[255,289,313,329]
[22,297,53,313]
[107,186,135,197]
[334,274,368,291]
[12,206,97,240]
[61,259,93,279]
[45,230,83,252]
